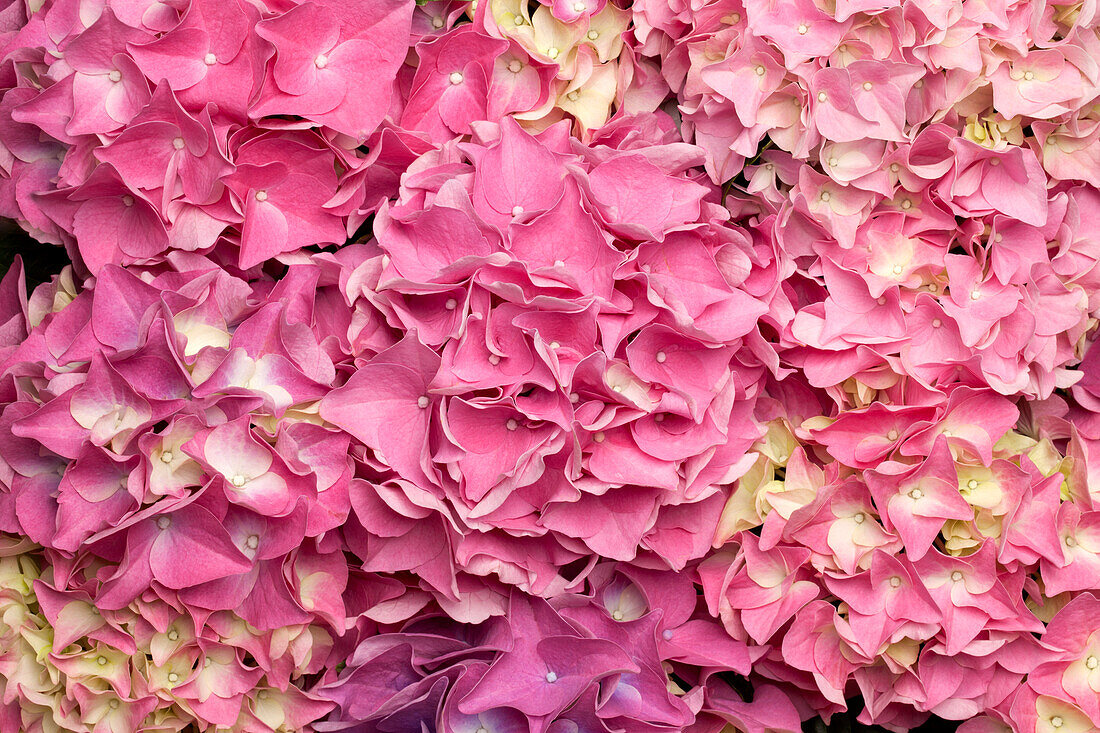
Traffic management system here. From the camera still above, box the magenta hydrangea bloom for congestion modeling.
[1,0,1100,730]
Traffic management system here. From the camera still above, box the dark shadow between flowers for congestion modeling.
[0,218,68,286]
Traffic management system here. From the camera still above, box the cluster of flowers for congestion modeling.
[0,0,1100,730]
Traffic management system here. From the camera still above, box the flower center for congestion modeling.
[889,576,901,587]
[230,474,247,487]
[204,53,217,65]
[160,451,174,463]
[108,69,122,82]
[172,137,185,150]
[157,516,171,530]
[1085,655,1098,669]
[255,190,268,202]
[449,71,463,85]
[950,570,963,582]
[314,54,328,68]
[908,488,923,499]
[417,395,430,409]
[545,671,558,683]
[246,534,259,549]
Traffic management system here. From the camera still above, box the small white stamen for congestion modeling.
[108,69,121,82]
[122,195,134,207]
[109,700,120,709]
[230,474,246,487]
[1051,716,1064,729]
[655,351,667,363]
[167,630,179,641]
[587,30,599,40]
[755,65,766,76]
[612,610,623,620]
[887,429,898,440]
[512,205,524,216]
[931,318,942,328]
[566,90,580,102]
[573,1,585,10]
[314,54,328,68]
[417,395,430,409]
[820,191,831,202]
[204,53,217,65]
[549,341,561,349]
[97,656,108,666]
[569,392,579,403]
[853,512,866,524]
[508,59,523,73]
[157,516,171,530]
[1085,655,1098,669]
[797,23,808,34]
[989,158,1000,166]
[255,190,268,202]
[1023,70,1034,81]
[160,451,174,463]
[545,671,558,683]
[168,672,179,683]
[1066,536,1077,547]
[950,570,963,581]
[488,354,501,365]
[449,71,463,84]
[172,137,185,150]
[593,431,605,443]
[506,418,518,431]
[909,488,923,499]
[890,163,900,172]
[546,47,560,59]
[967,479,979,490]
[432,16,445,28]
[246,534,259,549]
[892,264,903,274]
[900,199,913,210]
[817,91,827,102]
[970,289,981,300]
[889,576,902,588]
[862,81,873,90]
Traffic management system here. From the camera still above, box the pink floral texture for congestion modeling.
[1,0,1100,730]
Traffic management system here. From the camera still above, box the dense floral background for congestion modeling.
[1,0,1100,731]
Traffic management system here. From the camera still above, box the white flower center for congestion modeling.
[160,451,174,463]
[1023,70,1034,81]
[445,298,457,310]
[167,630,179,641]
[755,65,766,76]
[612,610,623,620]
[157,516,171,530]
[255,190,268,202]
[889,576,901,587]
[506,418,518,431]
[887,429,898,440]
[1051,716,1064,729]
[566,90,580,101]
[817,91,827,102]
[314,54,328,68]
[508,59,523,73]
[862,81,873,90]
[853,512,866,524]
[587,30,599,40]
[168,672,179,683]
[122,195,134,207]
[108,69,122,82]
[172,137,185,150]
[449,71,463,85]
[488,354,501,365]
[797,23,808,34]
[908,488,923,499]
[970,289,981,300]
[545,671,558,683]
[950,570,963,582]
[97,656,108,666]
[417,395,430,409]
[230,474,247,487]
[593,431,605,443]
[546,47,560,59]
[931,319,942,328]
[573,1,585,10]
[1085,655,1098,669]
[512,205,524,216]
[246,534,259,549]
[204,53,217,65]
[432,16,444,28]
[655,351,667,363]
